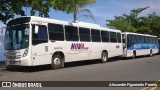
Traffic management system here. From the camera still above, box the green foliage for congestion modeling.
[0,0,24,24]
[52,0,96,22]
[52,0,96,13]
[106,7,160,37]
[0,0,96,24]
[27,0,52,17]
[0,0,52,24]
[107,17,136,32]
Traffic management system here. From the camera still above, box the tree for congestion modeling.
[107,7,149,31]
[0,0,25,24]
[0,0,52,24]
[52,0,96,23]
[0,0,96,24]
[150,17,160,37]
[107,16,136,32]
[73,0,96,23]
[106,7,160,37]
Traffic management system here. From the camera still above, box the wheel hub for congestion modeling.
[54,58,61,65]
[103,55,107,61]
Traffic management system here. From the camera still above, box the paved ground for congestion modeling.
[0,55,160,90]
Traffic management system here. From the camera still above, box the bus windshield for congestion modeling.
[4,24,29,50]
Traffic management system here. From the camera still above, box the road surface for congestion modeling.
[0,55,160,90]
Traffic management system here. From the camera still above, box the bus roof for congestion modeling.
[18,16,121,32]
[30,16,68,25]
[122,32,157,37]
[101,28,121,33]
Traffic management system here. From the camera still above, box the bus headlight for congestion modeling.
[23,49,28,57]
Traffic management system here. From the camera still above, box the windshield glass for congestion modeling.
[4,24,29,50]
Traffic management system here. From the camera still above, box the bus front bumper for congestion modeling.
[5,58,31,66]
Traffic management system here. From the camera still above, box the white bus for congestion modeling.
[4,16,123,69]
[122,32,159,58]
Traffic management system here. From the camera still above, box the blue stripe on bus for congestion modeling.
[127,43,159,50]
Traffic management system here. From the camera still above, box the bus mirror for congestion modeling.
[35,26,39,34]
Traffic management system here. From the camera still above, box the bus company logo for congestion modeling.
[71,43,88,50]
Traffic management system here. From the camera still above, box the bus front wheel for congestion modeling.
[150,50,153,57]
[101,52,108,63]
[132,51,136,59]
[51,55,63,69]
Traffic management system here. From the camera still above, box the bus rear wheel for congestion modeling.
[101,52,108,63]
[51,55,63,69]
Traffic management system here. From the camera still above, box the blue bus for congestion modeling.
[122,32,159,58]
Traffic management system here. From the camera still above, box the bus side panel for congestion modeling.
[65,42,90,62]
[115,43,123,57]
[32,42,52,66]
[126,50,134,57]
[89,42,101,60]
[107,43,123,58]
[126,43,159,57]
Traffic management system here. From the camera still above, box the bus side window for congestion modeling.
[110,32,117,43]
[156,38,158,44]
[141,36,145,43]
[65,26,79,41]
[135,35,140,43]
[149,37,152,44]
[145,36,149,43]
[91,29,101,42]
[79,27,90,42]
[153,37,156,44]
[32,24,48,45]
[101,30,109,42]
[131,35,135,44]
[117,33,121,43]
[48,23,64,41]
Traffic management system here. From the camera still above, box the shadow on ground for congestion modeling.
[4,59,102,72]
[1,54,158,72]
[3,57,121,72]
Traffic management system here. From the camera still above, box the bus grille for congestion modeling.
[5,52,21,59]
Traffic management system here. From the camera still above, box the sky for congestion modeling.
[0,0,160,30]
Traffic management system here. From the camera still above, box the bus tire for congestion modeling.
[6,66,15,71]
[150,50,153,57]
[6,66,12,71]
[132,51,136,59]
[51,55,63,69]
[101,52,108,63]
